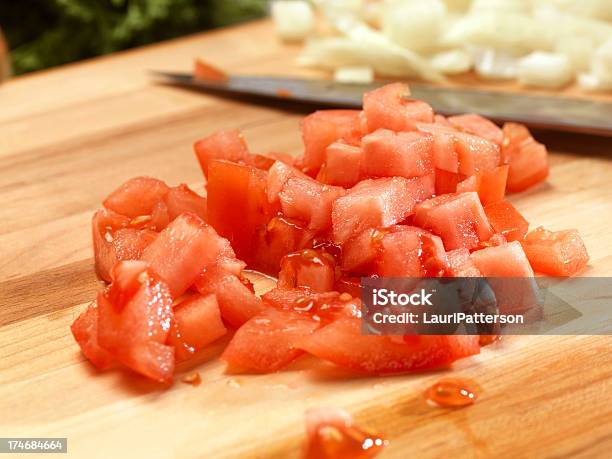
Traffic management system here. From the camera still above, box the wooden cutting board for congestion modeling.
[1,19,611,459]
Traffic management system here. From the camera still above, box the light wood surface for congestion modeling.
[1,19,611,459]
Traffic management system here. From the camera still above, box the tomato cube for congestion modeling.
[362,129,434,179]
[457,165,509,206]
[522,227,589,276]
[484,200,529,242]
[278,249,336,293]
[166,294,227,361]
[446,248,482,277]
[448,114,503,146]
[502,123,549,192]
[103,176,170,218]
[317,141,363,188]
[193,129,249,177]
[164,184,207,222]
[362,83,434,133]
[414,192,493,250]
[71,302,114,370]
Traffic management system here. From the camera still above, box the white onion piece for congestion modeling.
[471,47,519,80]
[298,37,445,82]
[591,39,612,83]
[577,72,612,92]
[430,49,473,74]
[271,0,315,42]
[470,0,531,15]
[517,52,574,88]
[533,7,612,48]
[334,66,375,83]
[554,37,596,73]
[381,0,447,53]
[442,0,471,12]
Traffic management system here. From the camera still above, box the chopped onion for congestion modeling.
[334,66,375,83]
[517,52,574,88]
[430,49,473,74]
[554,37,596,73]
[591,39,612,82]
[471,47,519,80]
[271,0,315,43]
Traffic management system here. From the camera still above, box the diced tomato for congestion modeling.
[448,114,504,146]
[278,249,336,292]
[142,213,242,297]
[317,141,363,188]
[221,308,319,372]
[414,192,493,250]
[92,208,157,282]
[434,114,453,127]
[457,165,509,206]
[71,302,114,370]
[521,227,589,276]
[297,318,480,374]
[332,176,433,244]
[103,176,170,218]
[207,160,277,265]
[446,248,482,277]
[362,83,434,133]
[267,160,310,204]
[300,110,362,174]
[166,294,227,361]
[362,129,433,179]
[341,228,382,273]
[334,276,362,298]
[252,216,316,276]
[435,169,464,195]
[484,200,529,242]
[150,200,170,230]
[502,123,549,192]
[96,261,175,382]
[279,176,346,232]
[164,184,207,222]
[193,267,264,328]
[193,129,249,177]
[376,229,447,277]
[304,407,386,459]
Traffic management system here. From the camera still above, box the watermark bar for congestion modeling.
[0,438,67,454]
[361,277,612,336]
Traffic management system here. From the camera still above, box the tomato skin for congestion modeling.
[193,266,264,328]
[502,123,549,192]
[142,213,242,298]
[414,192,493,251]
[103,176,170,218]
[297,318,480,374]
[207,160,277,266]
[300,110,362,174]
[484,200,529,242]
[362,129,434,179]
[363,83,434,133]
[522,227,589,276]
[193,129,249,177]
[448,113,504,146]
[166,294,227,361]
[97,261,175,382]
[221,308,319,372]
[71,302,114,370]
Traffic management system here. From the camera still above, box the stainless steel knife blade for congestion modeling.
[152,71,612,136]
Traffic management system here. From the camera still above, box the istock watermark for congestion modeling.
[360,277,612,336]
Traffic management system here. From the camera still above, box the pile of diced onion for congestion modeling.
[270,0,612,91]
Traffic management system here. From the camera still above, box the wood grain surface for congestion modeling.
[1,19,611,459]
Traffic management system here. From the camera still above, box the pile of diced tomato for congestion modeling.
[71,83,589,383]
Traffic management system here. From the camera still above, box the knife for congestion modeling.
[152,70,612,136]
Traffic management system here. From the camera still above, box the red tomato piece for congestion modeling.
[267,160,310,204]
[448,113,504,146]
[297,318,480,374]
[71,302,114,370]
[457,165,509,206]
[434,169,464,195]
[446,248,482,277]
[221,308,319,372]
[97,261,175,382]
[434,114,453,127]
[362,129,434,179]
[484,200,529,242]
[317,141,363,188]
[193,129,249,177]
[414,192,493,251]
[166,294,227,361]
[362,83,434,133]
[164,184,207,222]
[300,110,362,174]
[92,208,157,282]
[207,160,277,266]
[502,123,549,192]
[278,249,337,293]
[522,227,589,276]
[193,267,264,328]
[142,213,243,297]
[103,176,170,218]
[334,276,362,298]
[279,176,346,232]
[332,176,434,244]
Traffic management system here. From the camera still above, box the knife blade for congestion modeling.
[152,71,612,136]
